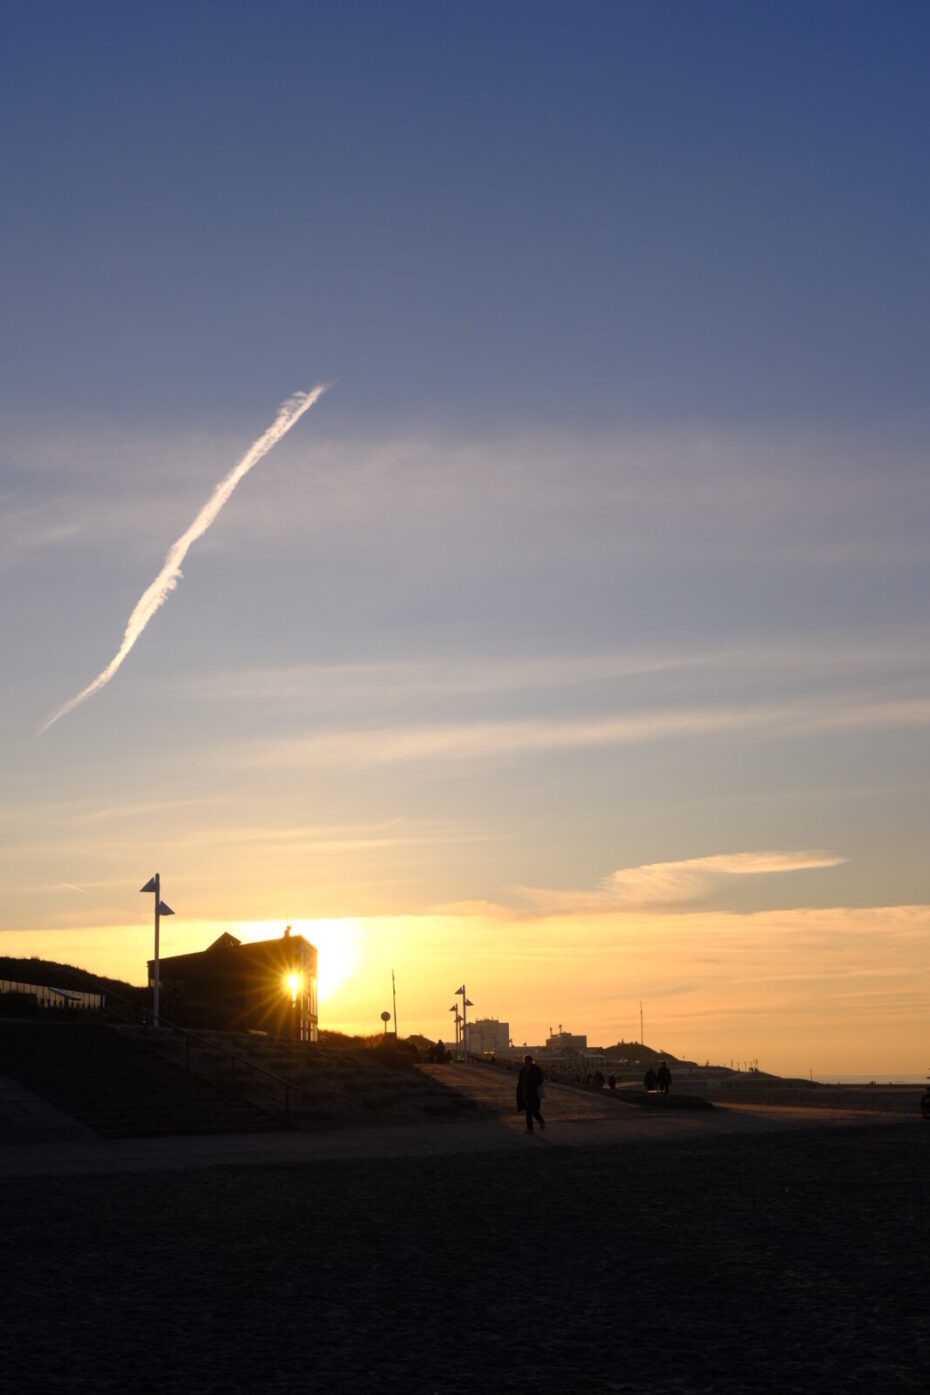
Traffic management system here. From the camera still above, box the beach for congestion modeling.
[4,1073,929,1392]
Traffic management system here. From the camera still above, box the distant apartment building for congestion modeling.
[546,1028,587,1052]
[464,1017,510,1056]
[148,926,318,1041]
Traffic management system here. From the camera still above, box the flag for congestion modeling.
[140,877,157,893]
[157,901,174,916]
[455,985,465,995]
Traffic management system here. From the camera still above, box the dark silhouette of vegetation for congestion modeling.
[0,955,142,999]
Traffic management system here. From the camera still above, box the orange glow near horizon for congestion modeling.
[237,919,361,1004]
[3,901,930,1076]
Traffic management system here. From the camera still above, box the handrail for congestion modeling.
[97,982,301,1126]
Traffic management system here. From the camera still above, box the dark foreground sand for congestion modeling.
[5,1111,930,1394]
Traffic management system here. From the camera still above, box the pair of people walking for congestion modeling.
[517,1054,546,1134]
[644,1061,672,1094]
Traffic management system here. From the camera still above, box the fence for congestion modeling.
[0,978,105,1011]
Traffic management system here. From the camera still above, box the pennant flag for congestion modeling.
[157,901,174,916]
[140,877,157,893]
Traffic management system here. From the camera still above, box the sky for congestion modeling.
[2,1,929,1076]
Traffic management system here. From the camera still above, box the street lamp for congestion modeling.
[140,873,174,1028]
[454,985,473,1060]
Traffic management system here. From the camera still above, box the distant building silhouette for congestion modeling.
[148,928,318,1040]
[464,1018,510,1056]
[546,1027,587,1051]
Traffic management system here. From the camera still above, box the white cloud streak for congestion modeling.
[517,849,847,912]
[38,385,328,732]
[180,650,705,703]
[241,694,930,770]
[245,706,783,768]
[175,636,930,706]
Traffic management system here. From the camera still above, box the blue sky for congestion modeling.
[2,2,929,1072]
[5,2,927,428]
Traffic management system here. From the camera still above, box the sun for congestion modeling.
[292,918,360,1003]
[237,917,360,1005]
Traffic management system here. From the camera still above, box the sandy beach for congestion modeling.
[4,1068,929,1392]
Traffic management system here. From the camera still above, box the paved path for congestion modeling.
[0,1072,97,1145]
[420,1063,911,1139]
[0,1063,911,1178]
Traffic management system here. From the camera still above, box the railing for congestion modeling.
[0,977,105,1011]
[99,984,300,1128]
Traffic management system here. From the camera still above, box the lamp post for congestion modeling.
[140,873,174,1028]
[454,985,473,1060]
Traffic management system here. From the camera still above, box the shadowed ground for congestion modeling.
[0,1063,917,1176]
[3,1068,928,1392]
[4,1121,929,1393]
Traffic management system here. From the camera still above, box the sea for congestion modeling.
[819,1073,927,1085]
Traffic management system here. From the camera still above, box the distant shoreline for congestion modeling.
[814,1073,927,1085]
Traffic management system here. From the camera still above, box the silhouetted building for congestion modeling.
[464,1018,510,1056]
[148,928,318,1041]
[546,1028,587,1051]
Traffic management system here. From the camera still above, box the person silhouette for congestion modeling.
[657,1062,672,1094]
[644,1067,658,1092]
[516,1054,546,1134]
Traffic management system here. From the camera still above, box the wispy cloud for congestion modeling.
[8,419,930,585]
[38,385,328,732]
[240,693,930,769]
[516,849,847,912]
[243,706,781,768]
[80,797,219,824]
[176,634,930,706]
[179,650,707,704]
[0,498,86,567]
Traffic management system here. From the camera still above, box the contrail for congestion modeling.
[40,384,329,733]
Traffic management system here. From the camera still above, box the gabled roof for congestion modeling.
[207,932,242,952]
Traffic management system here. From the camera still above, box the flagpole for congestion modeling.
[153,871,161,1027]
[141,873,174,1031]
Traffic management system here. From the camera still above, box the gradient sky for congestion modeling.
[2,2,929,1076]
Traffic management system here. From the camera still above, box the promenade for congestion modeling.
[0,1062,912,1178]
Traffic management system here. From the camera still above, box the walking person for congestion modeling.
[657,1061,672,1094]
[517,1054,546,1134]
